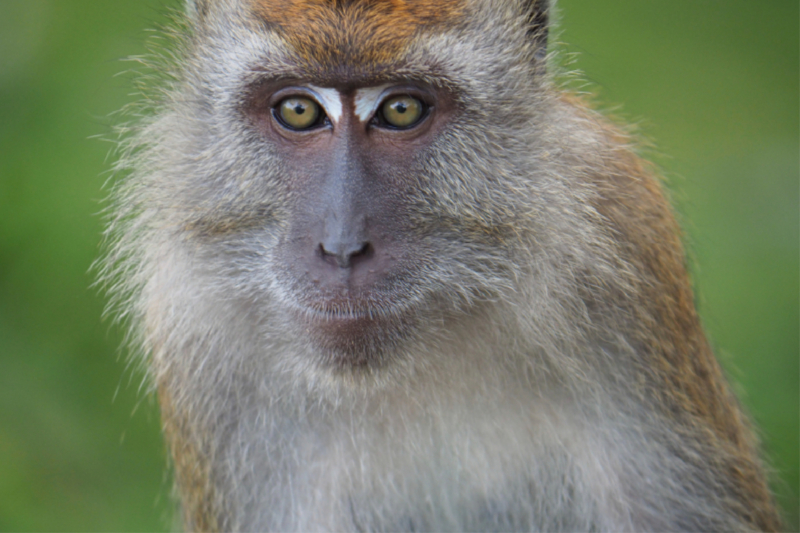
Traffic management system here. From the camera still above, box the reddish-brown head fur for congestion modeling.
[251,0,464,73]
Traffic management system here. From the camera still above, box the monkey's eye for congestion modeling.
[276,97,323,130]
[378,95,426,129]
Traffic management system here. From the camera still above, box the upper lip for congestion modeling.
[288,293,410,322]
[299,304,380,321]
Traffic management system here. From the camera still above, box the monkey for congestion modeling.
[99,0,782,530]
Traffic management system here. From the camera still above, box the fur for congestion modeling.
[99,0,780,530]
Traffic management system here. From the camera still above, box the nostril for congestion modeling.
[318,241,374,268]
[352,242,373,260]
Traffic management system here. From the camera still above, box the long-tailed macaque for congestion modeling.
[100,0,781,530]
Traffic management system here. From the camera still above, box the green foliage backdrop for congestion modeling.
[0,1,796,530]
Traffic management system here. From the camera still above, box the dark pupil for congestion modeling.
[395,102,407,114]
[293,104,306,115]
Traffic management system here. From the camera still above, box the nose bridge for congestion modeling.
[324,139,363,233]
[320,137,370,267]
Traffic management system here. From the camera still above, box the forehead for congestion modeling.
[250,0,465,72]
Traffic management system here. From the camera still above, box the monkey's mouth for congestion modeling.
[289,295,409,329]
[293,299,402,322]
[286,294,418,363]
[284,269,420,325]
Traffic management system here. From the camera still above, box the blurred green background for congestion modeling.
[0,0,796,530]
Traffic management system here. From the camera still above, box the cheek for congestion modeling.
[361,144,428,201]
[391,134,511,225]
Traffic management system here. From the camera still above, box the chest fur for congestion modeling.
[216,390,624,531]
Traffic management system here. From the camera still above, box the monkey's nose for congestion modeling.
[318,241,374,268]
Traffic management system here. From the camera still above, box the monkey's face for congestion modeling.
[240,81,460,365]
[163,1,549,372]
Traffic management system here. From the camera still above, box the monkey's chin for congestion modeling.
[290,302,415,369]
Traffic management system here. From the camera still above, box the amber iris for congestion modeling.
[277,97,321,130]
[381,95,424,128]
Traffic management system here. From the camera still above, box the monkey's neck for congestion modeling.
[181,306,634,531]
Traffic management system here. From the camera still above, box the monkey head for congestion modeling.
[116,0,556,377]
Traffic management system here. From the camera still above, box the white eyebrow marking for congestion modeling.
[308,85,343,124]
[354,84,391,122]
